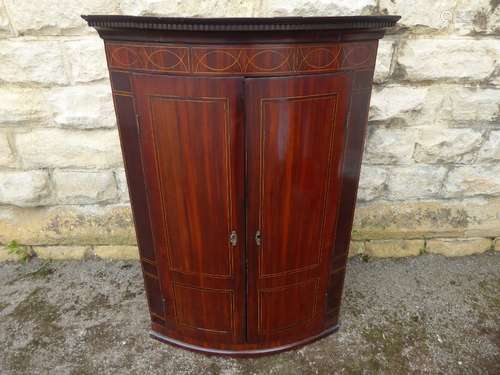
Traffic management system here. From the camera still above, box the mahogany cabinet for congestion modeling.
[83,15,399,356]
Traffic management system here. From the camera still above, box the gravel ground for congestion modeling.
[0,253,498,375]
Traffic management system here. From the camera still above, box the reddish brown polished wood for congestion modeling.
[245,74,350,343]
[84,15,399,356]
[132,75,246,344]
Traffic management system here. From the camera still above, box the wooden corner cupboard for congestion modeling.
[83,14,399,356]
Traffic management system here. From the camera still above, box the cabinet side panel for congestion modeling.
[113,92,169,323]
[325,68,374,326]
[113,94,155,261]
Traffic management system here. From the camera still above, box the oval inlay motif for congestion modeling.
[246,50,289,71]
[302,47,341,69]
[111,47,141,67]
[197,50,242,72]
[147,49,186,70]
[343,44,372,66]
[107,41,378,75]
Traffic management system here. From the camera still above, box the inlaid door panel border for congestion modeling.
[147,94,235,279]
[245,72,352,342]
[257,93,340,279]
[131,74,246,344]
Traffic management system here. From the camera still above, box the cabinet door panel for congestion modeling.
[132,74,245,344]
[148,96,233,277]
[259,94,336,277]
[246,73,351,342]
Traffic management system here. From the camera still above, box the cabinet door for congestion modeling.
[246,73,351,342]
[132,74,245,344]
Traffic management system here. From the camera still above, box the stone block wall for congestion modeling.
[0,0,499,260]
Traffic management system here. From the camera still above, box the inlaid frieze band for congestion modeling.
[105,41,377,75]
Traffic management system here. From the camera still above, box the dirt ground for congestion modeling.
[0,252,498,375]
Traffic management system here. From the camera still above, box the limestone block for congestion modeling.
[426,237,492,257]
[0,204,135,245]
[444,165,500,198]
[357,165,389,202]
[0,4,12,37]
[380,0,457,30]
[381,0,498,34]
[258,0,377,17]
[0,39,68,85]
[0,170,50,207]
[4,0,120,35]
[122,0,377,17]
[364,127,418,164]
[48,85,115,129]
[477,131,500,162]
[387,166,448,200]
[53,170,118,204]
[495,238,500,252]
[348,241,365,258]
[93,245,139,260]
[352,197,500,240]
[398,38,499,81]
[370,85,498,128]
[454,0,500,35]
[34,246,91,260]
[369,85,428,122]
[0,133,15,167]
[65,38,108,83]
[365,239,424,258]
[374,39,395,83]
[115,169,130,202]
[491,72,500,86]
[428,86,500,126]
[413,128,484,164]
[0,88,50,125]
[15,129,123,169]
[120,0,256,17]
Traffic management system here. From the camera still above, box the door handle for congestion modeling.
[255,230,261,246]
[229,230,238,246]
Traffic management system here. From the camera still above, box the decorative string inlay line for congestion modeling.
[258,93,339,279]
[109,45,190,73]
[106,41,377,75]
[147,95,235,279]
[257,278,320,335]
[173,282,236,335]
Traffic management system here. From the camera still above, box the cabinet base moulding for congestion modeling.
[150,324,340,357]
